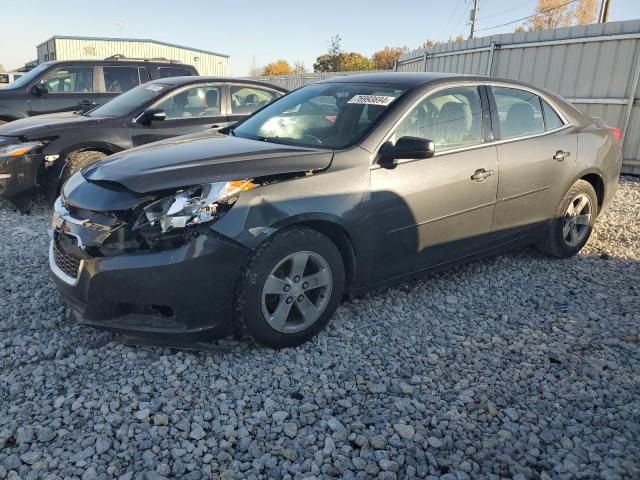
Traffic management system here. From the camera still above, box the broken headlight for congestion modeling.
[136,180,256,233]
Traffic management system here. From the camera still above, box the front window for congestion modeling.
[40,66,94,93]
[87,83,173,118]
[232,83,410,149]
[395,86,483,152]
[154,85,223,119]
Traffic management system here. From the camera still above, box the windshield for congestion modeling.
[232,82,410,149]
[87,82,173,117]
[7,64,51,89]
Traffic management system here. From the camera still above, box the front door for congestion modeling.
[488,86,577,239]
[28,65,98,116]
[131,83,229,147]
[369,85,499,283]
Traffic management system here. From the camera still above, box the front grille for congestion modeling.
[54,242,81,279]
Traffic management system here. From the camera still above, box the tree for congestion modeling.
[527,0,574,30]
[454,34,465,43]
[314,34,343,72]
[262,59,293,76]
[293,60,306,74]
[372,47,406,70]
[0,64,5,73]
[575,0,598,25]
[340,52,375,71]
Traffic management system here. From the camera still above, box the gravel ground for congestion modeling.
[0,177,638,480]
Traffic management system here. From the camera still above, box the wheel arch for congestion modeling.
[259,214,358,294]
[575,169,605,213]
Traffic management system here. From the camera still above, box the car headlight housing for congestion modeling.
[0,142,44,157]
[136,180,257,233]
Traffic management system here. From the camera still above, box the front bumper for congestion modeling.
[50,230,250,340]
[0,153,43,198]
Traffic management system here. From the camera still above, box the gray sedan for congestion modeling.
[51,73,623,348]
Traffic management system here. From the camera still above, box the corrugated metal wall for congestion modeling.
[37,37,230,76]
[396,20,640,172]
[247,70,389,90]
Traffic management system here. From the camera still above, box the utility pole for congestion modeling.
[469,0,479,39]
[599,0,611,23]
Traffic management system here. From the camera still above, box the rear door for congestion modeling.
[488,86,577,239]
[370,84,499,282]
[227,84,284,125]
[28,65,98,115]
[131,82,228,146]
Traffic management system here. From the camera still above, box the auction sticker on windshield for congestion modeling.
[347,95,396,106]
[144,84,165,92]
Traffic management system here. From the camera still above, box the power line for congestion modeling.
[478,0,534,21]
[436,0,466,40]
[476,0,579,32]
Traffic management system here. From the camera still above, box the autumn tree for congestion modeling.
[293,60,306,73]
[340,52,375,71]
[314,35,343,72]
[262,59,293,76]
[0,64,5,73]
[527,0,598,30]
[527,0,574,30]
[575,0,598,25]
[372,47,406,70]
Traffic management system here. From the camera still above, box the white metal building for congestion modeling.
[36,36,230,76]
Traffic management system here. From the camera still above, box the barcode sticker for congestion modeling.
[347,95,396,106]
[144,84,165,92]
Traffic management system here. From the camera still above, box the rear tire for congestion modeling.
[537,179,597,258]
[49,150,107,202]
[235,227,345,348]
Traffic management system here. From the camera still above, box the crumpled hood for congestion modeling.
[82,131,334,193]
[0,111,100,138]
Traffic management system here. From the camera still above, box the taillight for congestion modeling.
[611,128,624,142]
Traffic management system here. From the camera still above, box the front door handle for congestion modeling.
[78,99,96,107]
[470,168,495,182]
[553,150,570,161]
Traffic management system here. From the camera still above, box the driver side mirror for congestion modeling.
[378,136,435,169]
[31,83,48,97]
[135,108,166,125]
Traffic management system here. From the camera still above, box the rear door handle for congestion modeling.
[553,150,570,161]
[470,168,495,182]
[78,99,96,107]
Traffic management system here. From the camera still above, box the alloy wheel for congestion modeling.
[562,194,592,247]
[261,251,333,333]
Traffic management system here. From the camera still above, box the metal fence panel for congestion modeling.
[247,20,640,171]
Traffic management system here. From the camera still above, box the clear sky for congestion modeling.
[1,0,639,75]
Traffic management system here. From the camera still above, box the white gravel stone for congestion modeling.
[0,177,639,479]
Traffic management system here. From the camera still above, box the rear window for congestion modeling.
[103,66,141,93]
[158,67,193,78]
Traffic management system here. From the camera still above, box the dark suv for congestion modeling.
[0,58,198,124]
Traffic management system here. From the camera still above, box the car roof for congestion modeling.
[39,59,194,67]
[148,76,288,92]
[316,72,466,86]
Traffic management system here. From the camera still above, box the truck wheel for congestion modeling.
[235,227,345,348]
[537,179,598,258]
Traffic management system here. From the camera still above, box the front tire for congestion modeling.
[537,179,597,258]
[235,227,345,348]
[48,150,107,202]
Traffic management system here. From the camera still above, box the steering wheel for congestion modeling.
[300,134,322,145]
